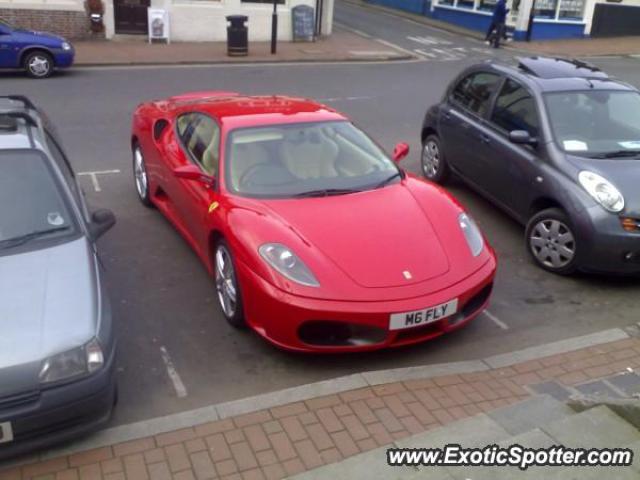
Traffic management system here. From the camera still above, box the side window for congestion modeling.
[177,113,220,176]
[451,72,501,117]
[46,132,83,205]
[491,79,540,137]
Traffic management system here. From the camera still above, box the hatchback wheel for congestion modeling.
[133,144,153,207]
[421,134,450,183]
[526,208,578,274]
[215,241,246,328]
[24,51,54,78]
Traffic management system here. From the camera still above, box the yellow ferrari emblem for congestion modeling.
[208,201,219,213]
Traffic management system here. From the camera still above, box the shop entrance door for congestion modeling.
[114,0,150,34]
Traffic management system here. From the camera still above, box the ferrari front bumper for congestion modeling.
[236,257,497,353]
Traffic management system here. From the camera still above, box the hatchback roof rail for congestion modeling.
[0,95,38,110]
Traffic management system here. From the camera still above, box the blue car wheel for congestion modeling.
[24,50,53,78]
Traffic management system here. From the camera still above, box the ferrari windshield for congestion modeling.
[545,90,640,158]
[0,151,76,251]
[226,121,400,198]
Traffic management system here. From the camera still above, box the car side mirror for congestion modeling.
[392,142,410,162]
[88,209,115,240]
[509,130,537,146]
[173,164,215,187]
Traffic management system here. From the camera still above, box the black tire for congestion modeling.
[132,143,154,208]
[214,240,246,329]
[421,134,451,184]
[525,208,578,275]
[23,50,54,79]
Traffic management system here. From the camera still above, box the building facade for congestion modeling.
[368,0,640,39]
[0,0,333,41]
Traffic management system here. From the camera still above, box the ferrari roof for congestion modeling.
[163,93,347,127]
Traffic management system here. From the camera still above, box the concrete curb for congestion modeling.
[70,54,414,69]
[5,326,628,468]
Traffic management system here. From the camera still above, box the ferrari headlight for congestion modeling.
[259,243,320,287]
[579,171,624,213]
[39,338,104,384]
[61,42,72,51]
[459,213,484,257]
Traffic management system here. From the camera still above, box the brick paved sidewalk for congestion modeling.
[511,36,640,58]
[71,29,409,66]
[1,336,639,480]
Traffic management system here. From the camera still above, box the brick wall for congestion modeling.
[0,7,102,39]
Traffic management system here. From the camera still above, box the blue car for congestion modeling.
[0,19,74,78]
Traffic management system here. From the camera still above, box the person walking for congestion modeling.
[486,0,509,48]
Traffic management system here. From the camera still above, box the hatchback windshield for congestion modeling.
[226,121,400,198]
[545,90,640,157]
[0,151,76,251]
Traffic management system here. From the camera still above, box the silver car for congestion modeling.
[0,96,116,458]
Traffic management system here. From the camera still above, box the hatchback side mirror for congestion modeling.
[392,142,410,162]
[509,130,537,146]
[89,209,115,240]
[173,164,215,187]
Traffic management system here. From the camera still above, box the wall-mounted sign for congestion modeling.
[292,5,315,42]
[148,8,170,43]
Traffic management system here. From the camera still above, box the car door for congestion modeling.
[439,70,502,183]
[0,24,19,67]
[170,112,221,256]
[481,78,543,219]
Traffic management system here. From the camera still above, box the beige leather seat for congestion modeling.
[230,142,270,190]
[280,130,339,179]
[201,130,219,176]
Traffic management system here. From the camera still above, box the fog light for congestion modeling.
[621,217,640,232]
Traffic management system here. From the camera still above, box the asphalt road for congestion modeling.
[2,1,640,427]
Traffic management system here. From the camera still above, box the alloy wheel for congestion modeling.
[422,140,440,178]
[134,148,148,200]
[28,55,51,77]
[529,219,576,269]
[215,246,237,318]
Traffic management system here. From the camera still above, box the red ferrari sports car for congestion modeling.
[131,92,496,352]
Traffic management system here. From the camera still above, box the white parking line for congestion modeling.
[414,49,436,58]
[484,309,509,330]
[77,169,121,192]
[375,38,426,59]
[160,346,188,398]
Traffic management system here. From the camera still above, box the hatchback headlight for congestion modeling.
[39,338,104,384]
[259,243,320,287]
[579,171,624,213]
[459,213,484,257]
[61,42,72,51]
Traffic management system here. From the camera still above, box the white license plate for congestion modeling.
[389,299,458,330]
[0,421,13,444]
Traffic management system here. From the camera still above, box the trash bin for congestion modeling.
[226,15,248,57]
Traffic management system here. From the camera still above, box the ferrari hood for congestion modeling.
[261,184,450,288]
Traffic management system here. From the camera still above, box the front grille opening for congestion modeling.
[461,283,493,318]
[298,321,387,347]
[0,390,40,411]
[394,321,443,343]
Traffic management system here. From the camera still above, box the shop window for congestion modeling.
[558,0,584,19]
[478,0,496,12]
[533,0,558,18]
[456,0,475,8]
[439,0,455,6]
[241,0,285,3]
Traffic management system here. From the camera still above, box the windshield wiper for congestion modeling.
[374,171,402,189]
[0,226,70,249]
[293,188,363,198]
[592,149,640,159]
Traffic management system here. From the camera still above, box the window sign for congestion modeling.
[558,0,585,19]
[148,8,170,43]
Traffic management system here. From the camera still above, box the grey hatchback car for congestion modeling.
[0,96,116,458]
[421,57,640,275]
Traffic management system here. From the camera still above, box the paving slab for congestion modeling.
[488,395,574,435]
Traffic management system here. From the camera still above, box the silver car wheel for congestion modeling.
[134,148,148,199]
[529,219,575,269]
[422,140,440,178]
[215,246,237,318]
[28,55,51,77]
